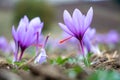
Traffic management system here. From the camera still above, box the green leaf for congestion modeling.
[6,57,12,64]
[83,52,93,67]
[68,58,77,64]
[49,56,69,65]
[56,56,68,65]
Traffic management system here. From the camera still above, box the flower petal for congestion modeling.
[59,23,74,36]
[85,28,96,40]
[23,15,29,24]
[23,27,35,47]
[17,16,29,44]
[34,48,47,64]
[12,26,18,42]
[84,7,93,31]
[63,10,76,34]
[83,36,91,52]
[29,17,43,33]
[72,8,84,34]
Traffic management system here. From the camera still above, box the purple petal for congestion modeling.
[85,28,96,40]
[91,45,101,54]
[29,17,43,33]
[17,16,29,43]
[72,8,84,34]
[38,22,44,33]
[34,48,47,64]
[12,26,18,42]
[83,37,91,52]
[17,24,26,45]
[10,41,18,62]
[59,23,74,36]
[23,27,35,47]
[23,15,29,24]
[63,10,76,34]
[17,16,28,30]
[84,7,93,32]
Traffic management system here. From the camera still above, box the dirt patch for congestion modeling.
[91,50,120,71]
[0,50,120,80]
[0,57,13,70]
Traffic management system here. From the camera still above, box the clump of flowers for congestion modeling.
[12,15,44,62]
[96,30,120,47]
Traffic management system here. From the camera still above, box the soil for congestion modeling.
[0,50,120,80]
[91,50,120,71]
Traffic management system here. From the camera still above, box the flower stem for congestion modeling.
[36,32,39,55]
[18,49,25,61]
[80,40,89,67]
[43,33,50,48]
[13,43,19,62]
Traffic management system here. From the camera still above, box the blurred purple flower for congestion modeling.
[12,15,43,61]
[9,41,18,62]
[96,30,120,45]
[34,34,49,64]
[0,36,10,53]
[34,48,47,64]
[59,7,93,55]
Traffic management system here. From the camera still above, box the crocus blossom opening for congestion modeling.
[12,15,43,61]
[34,34,50,64]
[59,7,93,56]
[34,48,47,64]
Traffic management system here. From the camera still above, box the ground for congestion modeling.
[0,49,120,80]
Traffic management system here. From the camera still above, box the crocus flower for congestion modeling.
[59,7,93,55]
[34,34,49,64]
[107,30,119,44]
[96,30,120,45]
[9,41,18,62]
[12,15,43,61]
[34,48,47,64]
[29,17,44,56]
[0,36,10,53]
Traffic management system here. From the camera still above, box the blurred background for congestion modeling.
[0,0,120,40]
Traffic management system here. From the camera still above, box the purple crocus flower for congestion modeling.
[29,17,44,56]
[10,41,18,62]
[96,30,120,45]
[12,15,43,61]
[0,36,10,53]
[34,48,47,64]
[34,34,49,64]
[59,7,93,55]
[107,30,119,44]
